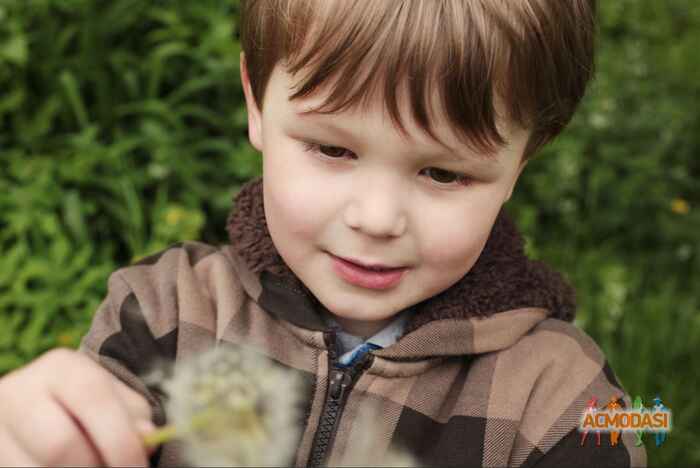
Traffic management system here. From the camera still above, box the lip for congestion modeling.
[334,255,406,270]
[329,253,409,290]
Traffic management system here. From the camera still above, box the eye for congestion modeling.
[420,167,472,186]
[301,141,471,187]
[301,142,353,159]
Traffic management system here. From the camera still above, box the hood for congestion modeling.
[225,177,575,358]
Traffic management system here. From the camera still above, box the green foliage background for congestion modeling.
[0,1,697,466]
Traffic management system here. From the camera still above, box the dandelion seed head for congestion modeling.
[160,345,303,467]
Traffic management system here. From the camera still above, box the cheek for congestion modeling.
[262,142,333,240]
[418,205,498,271]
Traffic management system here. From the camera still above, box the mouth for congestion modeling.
[328,253,409,290]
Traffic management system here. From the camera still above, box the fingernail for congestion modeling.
[137,419,157,434]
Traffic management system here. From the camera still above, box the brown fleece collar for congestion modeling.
[226,177,575,333]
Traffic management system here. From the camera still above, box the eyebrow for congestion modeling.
[294,110,499,165]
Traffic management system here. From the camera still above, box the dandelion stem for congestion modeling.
[143,424,178,448]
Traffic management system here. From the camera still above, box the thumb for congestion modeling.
[136,419,159,456]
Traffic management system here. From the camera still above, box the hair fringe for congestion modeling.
[240,0,596,160]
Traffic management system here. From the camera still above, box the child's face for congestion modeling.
[241,56,529,338]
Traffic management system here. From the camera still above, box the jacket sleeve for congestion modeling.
[78,268,178,467]
[528,391,648,468]
[508,319,648,468]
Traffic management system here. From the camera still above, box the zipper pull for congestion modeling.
[329,369,351,400]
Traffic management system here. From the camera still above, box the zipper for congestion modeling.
[307,331,374,468]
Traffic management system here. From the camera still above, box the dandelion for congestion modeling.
[142,344,303,467]
[670,198,690,215]
[57,332,75,347]
[165,206,185,226]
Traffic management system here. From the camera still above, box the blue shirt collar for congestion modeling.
[323,307,412,359]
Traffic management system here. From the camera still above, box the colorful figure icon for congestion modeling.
[652,396,669,447]
[605,395,623,446]
[580,396,601,447]
[632,395,646,447]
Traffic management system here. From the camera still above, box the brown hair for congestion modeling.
[240,0,596,161]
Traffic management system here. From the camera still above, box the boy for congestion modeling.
[0,0,647,466]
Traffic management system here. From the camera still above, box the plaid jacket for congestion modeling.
[79,178,647,467]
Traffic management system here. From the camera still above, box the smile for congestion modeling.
[329,254,409,290]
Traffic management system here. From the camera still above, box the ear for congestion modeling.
[504,159,528,202]
[240,52,263,152]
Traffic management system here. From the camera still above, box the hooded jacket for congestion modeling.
[79,177,647,467]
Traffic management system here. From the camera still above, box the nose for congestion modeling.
[343,180,407,238]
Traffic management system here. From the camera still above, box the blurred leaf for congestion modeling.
[59,69,90,128]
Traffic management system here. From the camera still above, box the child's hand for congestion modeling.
[0,348,156,467]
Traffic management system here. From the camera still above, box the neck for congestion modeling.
[331,315,395,339]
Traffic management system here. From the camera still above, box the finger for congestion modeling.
[135,419,159,456]
[0,431,41,467]
[49,375,150,467]
[53,351,152,466]
[9,399,102,467]
[111,380,159,455]
[111,378,154,423]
